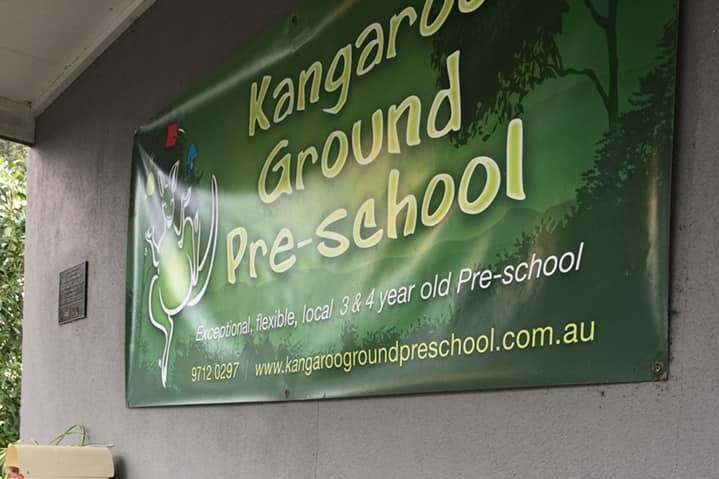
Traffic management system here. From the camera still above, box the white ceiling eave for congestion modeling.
[0,0,157,145]
[0,97,33,145]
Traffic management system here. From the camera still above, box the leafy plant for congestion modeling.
[0,140,25,449]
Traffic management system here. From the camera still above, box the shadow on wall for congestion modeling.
[113,456,126,479]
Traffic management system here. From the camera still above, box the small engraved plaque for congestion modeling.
[59,262,88,324]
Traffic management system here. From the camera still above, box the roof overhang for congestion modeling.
[0,0,157,145]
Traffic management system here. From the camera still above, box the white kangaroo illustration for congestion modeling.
[144,160,219,388]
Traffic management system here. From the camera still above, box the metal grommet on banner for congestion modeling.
[652,360,666,379]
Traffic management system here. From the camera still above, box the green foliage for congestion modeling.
[0,140,26,448]
[431,0,624,144]
[450,19,678,365]
[431,0,568,143]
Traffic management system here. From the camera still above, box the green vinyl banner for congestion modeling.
[126,0,679,406]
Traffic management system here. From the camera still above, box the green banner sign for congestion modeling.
[126,0,679,406]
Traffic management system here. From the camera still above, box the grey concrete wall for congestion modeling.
[20,0,718,478]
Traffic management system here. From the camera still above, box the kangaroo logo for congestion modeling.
[143,157,219,388]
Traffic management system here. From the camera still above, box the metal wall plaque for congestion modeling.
[59,261,88,324]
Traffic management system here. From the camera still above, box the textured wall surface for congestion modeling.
[21,1,718,478]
